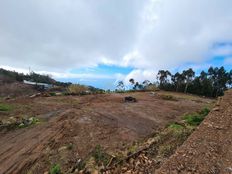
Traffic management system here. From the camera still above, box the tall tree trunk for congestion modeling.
[184,82,188,93]
[176,83,179,92]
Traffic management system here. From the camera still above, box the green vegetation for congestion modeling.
[0,117,40,130]
[49,164,61,174]
[127,144,139,155]
[116,66,231,98]
[0,68,71,87]
[18,117,40,128]
[76,108,210,172]
[157,66,232,97]
[91,145,111,166]
[168,123,184,130]
[0,103,12,111]
[183,107,210,126]
[49,92,56,96]
[156,107,210,158]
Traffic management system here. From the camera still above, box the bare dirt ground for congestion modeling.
[0,82,37,98]
[0,91,214,174]
[157,90,232,174]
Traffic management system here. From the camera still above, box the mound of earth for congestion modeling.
[156,90,232,174]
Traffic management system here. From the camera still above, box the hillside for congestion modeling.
[157,90,232,174]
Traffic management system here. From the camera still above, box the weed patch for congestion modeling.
[49,92,56,96]
[159,144,175,157]
[0,103,12,111]
[183,107,210,126]
[49,164,61,174]
[0,116,40,131]
[18,117,40,128]
[92,145,111,166]
[168,123,184,130]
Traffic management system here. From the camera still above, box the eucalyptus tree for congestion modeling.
[157,70,172,89]
[182,68,195,93]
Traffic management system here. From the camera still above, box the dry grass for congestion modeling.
[67,84,89,95]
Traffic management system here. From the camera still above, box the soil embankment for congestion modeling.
[157,90,232,174]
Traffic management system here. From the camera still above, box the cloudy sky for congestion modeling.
[0,0,232,89]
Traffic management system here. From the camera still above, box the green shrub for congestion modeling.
[0,103,11,111]
[183,107,210,126]
[168,123,184,130]
[49,92,56,96]
[50,164,61,174]
[199,107,210,116]
[183,113,203,126]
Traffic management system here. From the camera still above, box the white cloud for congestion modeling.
[123,69,157,85]
[0,0,232,79]
[0,65,115,80]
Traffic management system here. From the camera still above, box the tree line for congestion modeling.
[0,68,104,93]
[117,66,232,97]
[0,68,71,87]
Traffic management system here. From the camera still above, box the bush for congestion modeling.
[199,107,210,116]
[50,164,61,174]
[67,84,89,95]
[183,113,203,126]
[183,107,210,126]
[49,92,56,96]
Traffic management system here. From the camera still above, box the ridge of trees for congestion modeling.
[117,66,232,98]
[0,68,71,87]
[0,68,105,93]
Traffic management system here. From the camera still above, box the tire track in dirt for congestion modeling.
[0,92,214,173]
[0,109,75,174]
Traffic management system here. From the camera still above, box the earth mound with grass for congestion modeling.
[157,90,232,174]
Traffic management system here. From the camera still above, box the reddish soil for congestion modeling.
[0,91,213,174]
[157,90,232,174]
